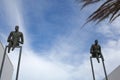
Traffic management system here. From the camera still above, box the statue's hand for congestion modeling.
[18,41,23,44]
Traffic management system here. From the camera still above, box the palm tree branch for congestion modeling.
[86,0,120,23]
[81,0,100,7]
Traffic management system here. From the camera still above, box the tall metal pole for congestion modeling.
[102,60,108,80]
[90,56,95,80]
[0,46,7,79]
[15,46,22,80]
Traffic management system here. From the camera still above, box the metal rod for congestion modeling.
[0,46,7,79]
[15,46,22,80]
[102,59,108,80]
[90,56,95,80]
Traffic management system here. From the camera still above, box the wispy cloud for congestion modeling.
[3,0,24,29]
[97,18,120,38]
[9,48,92,80]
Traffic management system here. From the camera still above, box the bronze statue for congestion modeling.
[90,40,104,63]
[7,25,24,53]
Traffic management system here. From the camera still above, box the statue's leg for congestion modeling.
[12,42,16,51]
[92,53,100,63]
[100,53,104,61]
[12,47,15,51]
[8,47,11,53]
[96,53,100,63]
[8,41,12,53]
[12,41,19,51]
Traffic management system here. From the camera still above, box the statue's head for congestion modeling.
[95,39,98,45]
[15,25,19,32]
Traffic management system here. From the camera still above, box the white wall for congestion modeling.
[0,42,13,80]
[103,65,120,80]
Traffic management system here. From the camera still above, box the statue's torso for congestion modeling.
[11,31,22,42]
[92,44,100,53]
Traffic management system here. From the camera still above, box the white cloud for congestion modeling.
[3,0,24,29]
[97,18,120,38]
[8,48,92,80]
[97,25,114,37]
[9,48,114,80]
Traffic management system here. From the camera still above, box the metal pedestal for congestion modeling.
[90,56,108,80]
[0,46,22,80]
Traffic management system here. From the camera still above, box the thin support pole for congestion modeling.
[0,46,7,79]
[90,56,95,80]
[102,60,108,80]
[15,46,22,80]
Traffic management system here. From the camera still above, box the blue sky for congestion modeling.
[22,0,86,52]
[0,0,120,80]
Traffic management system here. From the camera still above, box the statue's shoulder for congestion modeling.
[10,31,15,34]
[91,44,94,48]
[98,44,101,47]
[18,31,23,35]
[91,44,94,47]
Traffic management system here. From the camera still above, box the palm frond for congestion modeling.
[80,0,120,23]
[81,0,100,8]
[88,0,120,23]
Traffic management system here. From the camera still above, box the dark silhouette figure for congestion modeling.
[7,25,24,53]
[90,40,104,63]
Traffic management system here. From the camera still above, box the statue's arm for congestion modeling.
[20,33,24,44]
[90,45,93,54]
[99,45,104,60]
[99,45,101,53]
[7,32,13,42]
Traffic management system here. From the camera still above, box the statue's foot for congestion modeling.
[12,48,14,51]
[97,58,100,63]
[100,55,104,61]
[8,51,10,53]
[8,48,11,53]
[98,60,100,63]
